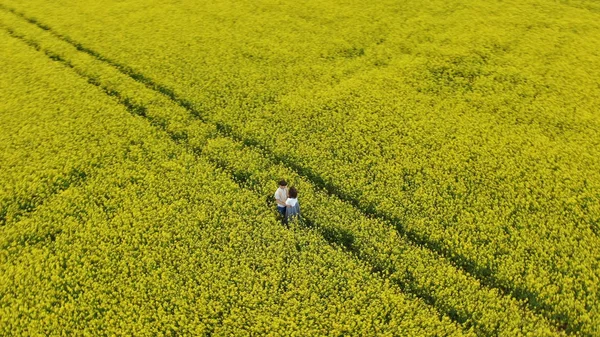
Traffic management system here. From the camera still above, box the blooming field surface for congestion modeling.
[0,0,599,336]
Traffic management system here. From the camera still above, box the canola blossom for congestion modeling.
[0,28,473,336]
[0,0,599,335]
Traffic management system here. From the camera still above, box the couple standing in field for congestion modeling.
[274,180,300,225]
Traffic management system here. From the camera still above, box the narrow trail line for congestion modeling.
[0,166,88,227]
[0,5,573,335]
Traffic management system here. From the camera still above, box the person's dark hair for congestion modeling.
[288,187,298,199]
[279,180,287,187]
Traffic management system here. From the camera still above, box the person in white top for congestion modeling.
[274,180,288,218]
[284,187,300,225]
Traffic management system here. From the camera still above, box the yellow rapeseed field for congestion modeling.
[1,0,598,335]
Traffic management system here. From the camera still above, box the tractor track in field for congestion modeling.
[0,166,89,228]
